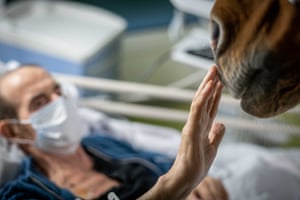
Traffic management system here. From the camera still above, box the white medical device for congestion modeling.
[169,0,215,70]
[0,0,126,96]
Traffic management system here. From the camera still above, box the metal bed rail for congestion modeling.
[55,73,300,136]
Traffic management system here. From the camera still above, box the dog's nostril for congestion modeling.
[210,20,220,51]
[211,20,220,42]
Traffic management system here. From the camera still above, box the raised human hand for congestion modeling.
[139,65,225,200]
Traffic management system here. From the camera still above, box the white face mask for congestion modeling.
[7,96,88,155]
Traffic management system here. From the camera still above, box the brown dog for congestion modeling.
[210,0,300,118]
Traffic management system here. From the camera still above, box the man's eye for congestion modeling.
[55,86,63,96]
[32,98,48,112]
[56,89,62,96]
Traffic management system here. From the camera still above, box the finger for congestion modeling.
[208,178,227,200]
[209,122,225,148]
[204,178,219,200]
[196,66,218,97]
[187,80,214,129]
[198,180,214,200]
[199,79,217,117]
[210,81,223,118]
[210,179,228,200]
[204,77,221,117]
[186,190,202,200]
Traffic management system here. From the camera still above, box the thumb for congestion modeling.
[209,122,225,148]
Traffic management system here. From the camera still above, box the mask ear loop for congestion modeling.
[2,119,34,145]
[7,137,34,145]
[4,118,31,125]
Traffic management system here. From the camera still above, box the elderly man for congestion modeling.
[0,64,227,199]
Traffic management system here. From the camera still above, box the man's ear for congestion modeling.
[0,121,15,139]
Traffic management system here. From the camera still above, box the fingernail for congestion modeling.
[215,123,225,133]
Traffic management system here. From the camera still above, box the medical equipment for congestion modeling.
[0,0,126,92]
[169,0,215,70]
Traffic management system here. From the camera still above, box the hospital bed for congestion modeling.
[55,72,300,136]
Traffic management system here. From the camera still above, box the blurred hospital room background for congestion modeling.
[0,1,300,199]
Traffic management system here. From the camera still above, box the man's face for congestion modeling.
[0,66,62,120]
